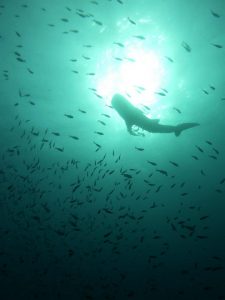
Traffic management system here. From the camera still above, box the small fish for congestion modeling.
[205,140,212,145]
[125,57,136,62]
[93,19,103,26]
[173,107,181,114]
[101,113,110,118]
[98,120,106,125]
[69,135,79,140]
[195,145,204,153]
[16,31,21,37]
[61,18,69,22]
[55,147,64,152]
[211,43,223,48]
[135,147,144,151]
[155,92,166,96]
[14,51,21,56]
[200,170,206,176]
[70,29,79,33]
[192,155,199,160]
[209,155,217,160]
[213,147,219,155]
[114,57,123,61]
[169,161,179,167]
[93,141,101,148]
[95,93,103,99]
[210,10,220,18]
[143,105,151,111]
[94,131,104,135]
[82,55,91,60]
[210,85,215,90]
[104,231,112,238]
[113,42,124,48]
[127,17,136,25]
[64,114,74,118]
[181,41,191,52]
[156,169,168,176]
[202,89,209,95]
[197,235,208,239]
[86,72,95,76]
[27,68,34,74]
[220,178,225,184]
[78,109,87,113]
[123,173,132,179]
[147,161,157,166]
[165,56,174,63]
[103,208,113,214]
[200,216,209,220]
[16,57,26,63]
[156,185,162,193]
[133,35,145,40]
[51,132,60,136]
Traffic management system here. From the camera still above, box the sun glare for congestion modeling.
[94,43,165,108]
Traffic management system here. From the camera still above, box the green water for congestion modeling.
[1,0,225,299]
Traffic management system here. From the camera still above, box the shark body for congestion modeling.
[111,94,199,136]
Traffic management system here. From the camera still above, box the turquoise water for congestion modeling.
[1,0,225,299]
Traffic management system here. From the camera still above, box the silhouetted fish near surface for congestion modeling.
[97,120,106,125]
[93,19,103,26]
[195,145,204,153]
[165,56,174,62]
[127,17,136,25]
[210,10,220,18]
[27,68,34,74]
[181,41,191,52]
[135,147,144,151]
[55,147,64,152]
[64,114,74,118]
[156,169,168,176]
[78,109,87,113]
[69,135,79,140]
[101,113,110,118]
[51,132,60,136]
[147,161,157,166]
[211,43,223,48]
[133,35,145,40]
[173,107,181,114]
[113,42,125,48]
[155,92,166,96]
[169,161,179,167]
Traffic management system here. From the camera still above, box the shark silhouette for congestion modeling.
[111,94,200,136]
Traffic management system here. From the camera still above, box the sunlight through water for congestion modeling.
[95,42,165,109]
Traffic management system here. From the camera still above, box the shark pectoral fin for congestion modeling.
[126,122,138,136]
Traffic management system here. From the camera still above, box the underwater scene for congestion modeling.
[1,0,225,299]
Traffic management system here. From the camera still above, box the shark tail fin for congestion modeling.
[175,123,200,137]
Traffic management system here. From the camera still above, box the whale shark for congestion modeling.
[111,94,200,136]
